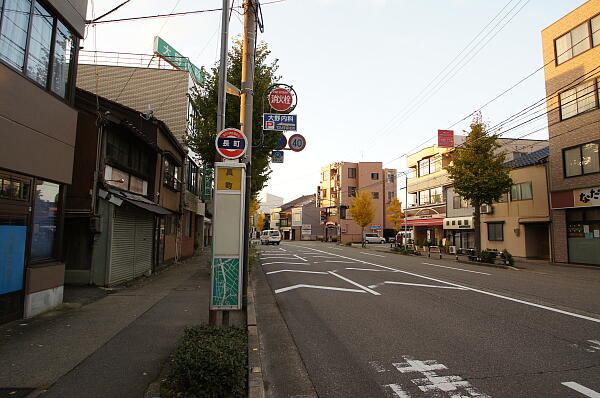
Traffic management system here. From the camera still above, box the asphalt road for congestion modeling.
[258,241,600,398]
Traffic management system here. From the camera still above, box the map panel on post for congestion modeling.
[210,257,242,310]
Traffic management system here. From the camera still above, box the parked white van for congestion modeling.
[260,229,281,245]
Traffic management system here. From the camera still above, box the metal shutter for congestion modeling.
[133,212,154,278]
[110,207,136,285]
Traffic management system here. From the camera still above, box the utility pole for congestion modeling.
[240,0,257,323]
[209,0,230,326]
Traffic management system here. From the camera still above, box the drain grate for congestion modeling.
[0,388,35,398]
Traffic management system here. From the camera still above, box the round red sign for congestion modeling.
[288,134,306,152]
[268,88,293,112]
[215,128,247,159]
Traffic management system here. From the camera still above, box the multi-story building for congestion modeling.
[318,162,397,243]
[258,193,284,215]
[64,89,185,286]
[479,147,551,259]
[542,0,600,266]
[76,50,208,260]
[276,194,318,241]
[0,0,87,323]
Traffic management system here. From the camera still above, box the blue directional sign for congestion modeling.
[263,113,297,131]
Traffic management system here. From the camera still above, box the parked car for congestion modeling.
[260,229,281,245]
[364,233,386,244]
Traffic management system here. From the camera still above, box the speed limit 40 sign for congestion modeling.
[288,134,306,152]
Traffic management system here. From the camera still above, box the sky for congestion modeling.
[84,0,588,203]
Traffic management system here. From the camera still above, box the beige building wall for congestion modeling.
[481,164,550,258]
[77,64,191,141]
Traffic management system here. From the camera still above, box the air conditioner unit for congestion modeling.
[449,246,457,254]
[480,204,493,214]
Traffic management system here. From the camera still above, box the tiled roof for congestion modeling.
[280,194,314,211]
[504,147,549,169]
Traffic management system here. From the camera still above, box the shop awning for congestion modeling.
[106,189,173,215]
[403,218,444,227]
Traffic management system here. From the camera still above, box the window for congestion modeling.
[512,152,525,159]
[453,196,462,209]
[164,157,181,191]
[31,180,60,261]
[340,206,347,220]
[430,187,443,204]
[186,160,199,195]
[0,175,30,200]
[371,172,379,180]
[321,189,327,198]
[0,0,76,98]
[348,186,356,197]
[387,172,395,183]
[488,223,504,241]
[419,190,430,205]
[511,182,533,201]
[387,191,394,201]
[593,14,600,47]
[555,21,591,64]
[559,80,597,120]
[348,168,356,178]
[418,158,430,177]
[564,142,600,177]
[106,131,152,178]
[372,192,379,199]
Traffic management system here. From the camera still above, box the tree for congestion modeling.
[188,39,282,197]
[386,197,404,231]
[349,190,376,247]
[446,114,513,255]
[256,213,266,232]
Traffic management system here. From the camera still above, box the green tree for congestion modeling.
[446,114,512,255]
[349,190,376,247]
[386,197,404,231]
[188,39,282,196]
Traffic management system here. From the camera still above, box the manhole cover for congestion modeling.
[0,388,35,398]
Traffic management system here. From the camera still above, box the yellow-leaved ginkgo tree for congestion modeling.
[349,190,375,247]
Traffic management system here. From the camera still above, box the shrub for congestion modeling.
[480,250,497,264]
[500,249,514,266]
[344,242,352,246]
[161,325,247,398]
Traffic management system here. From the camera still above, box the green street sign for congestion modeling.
[154,36,204,85]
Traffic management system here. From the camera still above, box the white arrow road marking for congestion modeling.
[562,382,600,397]
[346,267,395,272]
[274,284,367,294]
[368,281,469,290]
[422,262,491,275]
[294,254,307,262]
[290,244,600,324]
[266,270,328,275]
[360,251,386,257]
[328,271,381,295]
[262,262,308,266]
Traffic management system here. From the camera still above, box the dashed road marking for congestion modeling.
[360,251,386,257]
[345,267,394,272]
[266,270,328,275]
[294,254,307,262]
[289,245,600,324]
[262,262,308,266]
[324,260,357,263]
[328,271,381,296]
[586,340,600,352]
[561,382,600,397]
[279,247,287,252]
[274,284,366,294]
[385,383,411,398]
[421,262,491,275]
[369,281,468,290]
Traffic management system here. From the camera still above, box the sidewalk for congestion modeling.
[0,254,210,398]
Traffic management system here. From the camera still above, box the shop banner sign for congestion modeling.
[0,226,26,295]
[574,186,600,207]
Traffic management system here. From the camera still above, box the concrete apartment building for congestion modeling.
[77,53,209,260]
[318,162,397,243]
[542,0,600,266]
[274,194,319,241]
[0,0,87,323]
[406,137,547,247]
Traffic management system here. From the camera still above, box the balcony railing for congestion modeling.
[79,50,189,71]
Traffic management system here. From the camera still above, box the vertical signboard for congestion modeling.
[0,226,27,295]
[437,130,454,148]
[210,163,246,310]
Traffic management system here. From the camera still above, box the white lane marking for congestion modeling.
[325,260,356,263]
[360,251,386,257]
[422,262,491,276]
[294,254,307,262]
[586,340,600,352]
[274,284,366,294]
[384,384,411,398]
[369,281,468,290]
[561,382,600,397]
[311,255,339,258]
[369,361,386,373]
[346,267,394,272]
[279,247,287,252]
[328,271,381,296]
[290,244,600,324]
[262,262,308,266]
[261,257,298,260]
[266,270,328,275]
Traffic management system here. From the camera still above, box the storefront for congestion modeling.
[404,218,444,245]
[443,216,475,251]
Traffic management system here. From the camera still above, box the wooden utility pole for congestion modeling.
[240,0,257,322]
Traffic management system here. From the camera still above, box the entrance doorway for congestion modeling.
[524,223,550,259]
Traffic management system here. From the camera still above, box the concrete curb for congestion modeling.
[247,282,265,398]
